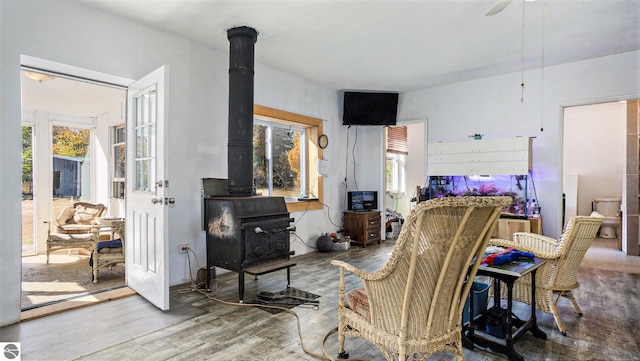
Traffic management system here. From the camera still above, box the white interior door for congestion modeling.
[126,66,169,310]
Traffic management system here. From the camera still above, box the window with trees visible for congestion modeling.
[253,105,324,212]
[51,125,91,198]
[112,126,125,199]
[22,126,33,197]
[253,120,306,199]
[52,126,90,157]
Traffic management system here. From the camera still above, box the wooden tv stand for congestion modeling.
[343,211,382,247]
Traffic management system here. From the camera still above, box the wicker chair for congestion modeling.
[44,202,107,263]
[489,215,603,336]
[91,218,125,283]
[330,196,511,361]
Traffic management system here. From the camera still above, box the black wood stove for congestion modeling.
[203,26,296,302]
[204,196,295,302]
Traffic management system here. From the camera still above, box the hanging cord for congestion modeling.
[351,126,359,191]
[319,199,343,228]
[293,198,313,227]
[344,126,351,207]
[540,0,547,132]
[182,250,368,361]
[291,231,318,249]
[520,0,526,102]
[387,192,405,212]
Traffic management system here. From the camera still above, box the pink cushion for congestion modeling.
[347,288,370,320]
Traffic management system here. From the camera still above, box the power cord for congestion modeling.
[181,246,369,361]
[318,199,342,229]
[176,246,222,294]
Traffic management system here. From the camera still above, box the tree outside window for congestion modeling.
[254,122,303,199]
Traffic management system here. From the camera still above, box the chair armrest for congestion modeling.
[330,260,362,274]
[43,220,55,234]
[490,233,561,259]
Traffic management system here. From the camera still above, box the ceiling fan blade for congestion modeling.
[485,0,513,16]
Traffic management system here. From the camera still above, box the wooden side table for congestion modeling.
[343,211,381,247]
[464,258,547,361]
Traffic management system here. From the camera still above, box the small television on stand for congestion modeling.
[347,191,378,211]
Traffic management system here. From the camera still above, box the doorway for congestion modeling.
[562,101,626,250]
[20,67,127,309]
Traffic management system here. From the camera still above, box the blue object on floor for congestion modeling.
[463,281,490,324]
[486,307,508,338]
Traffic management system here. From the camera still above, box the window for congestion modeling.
[253,121,306,199]
[253,105,323,212]
[112,125,125,199]
[386,153,406,193]
[386,126,408,193]
[132,85,156,192]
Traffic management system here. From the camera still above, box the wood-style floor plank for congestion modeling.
[2,238,639,360]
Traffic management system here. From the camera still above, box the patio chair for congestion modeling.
[44,202,106,263]
[329,196,511,361]
[489,215,603,335]
[91,218,125,283]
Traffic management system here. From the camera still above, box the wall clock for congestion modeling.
[318,134,329,149]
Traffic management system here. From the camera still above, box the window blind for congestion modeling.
[387,126,408,155]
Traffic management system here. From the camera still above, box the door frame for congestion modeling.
[20,55,132,253]
[559,95,640,256]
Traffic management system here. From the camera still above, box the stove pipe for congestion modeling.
[227,26,258,197]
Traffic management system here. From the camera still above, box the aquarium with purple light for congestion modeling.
[427,174,533,218]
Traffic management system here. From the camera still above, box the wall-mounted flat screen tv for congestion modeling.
[347,191,378,211]
[342,91,399,126]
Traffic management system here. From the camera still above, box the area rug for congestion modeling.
[247,287,321,314]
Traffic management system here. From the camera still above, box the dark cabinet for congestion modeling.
[343,211,381,247]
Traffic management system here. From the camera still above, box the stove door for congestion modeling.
[243,219,292,264]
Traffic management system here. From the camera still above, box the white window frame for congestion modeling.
[254,118,307,200]
[386,153,406,193]
[254,105,324,213]
[111,125,126,199]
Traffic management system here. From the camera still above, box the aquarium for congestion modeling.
[427,174,534,218]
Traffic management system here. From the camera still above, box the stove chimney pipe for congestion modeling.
[227,26,258,197]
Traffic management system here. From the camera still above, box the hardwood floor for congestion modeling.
[2,238,639,360]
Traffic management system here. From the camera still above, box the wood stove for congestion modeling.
[204,196,295,302]
[203,26,296,302]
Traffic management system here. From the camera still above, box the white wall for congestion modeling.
[0,1,343,326]
[563,102,626,217]
[254,64,344,254]
[399,51,640,240]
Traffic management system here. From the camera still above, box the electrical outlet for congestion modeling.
[179,244,190,253]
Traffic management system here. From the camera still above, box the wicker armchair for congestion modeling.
[44,202,107,263]
[330,196,511,361]
[489,215,603,336]
[91,218,125,283]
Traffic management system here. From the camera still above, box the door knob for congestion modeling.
[151,197,163,204]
